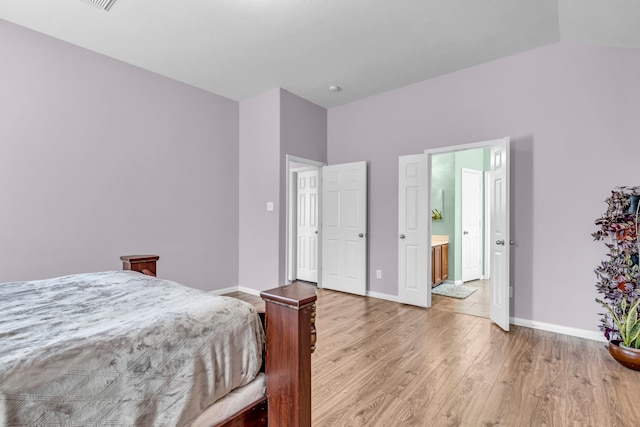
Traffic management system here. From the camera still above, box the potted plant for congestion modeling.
[597,296,640,370]
[594,186,640,369]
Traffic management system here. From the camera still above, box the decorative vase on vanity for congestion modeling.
[593,186,640,370]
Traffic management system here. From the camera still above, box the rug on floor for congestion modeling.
[432,283,477,299]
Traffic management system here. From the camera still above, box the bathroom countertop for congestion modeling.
[431,235,449,247]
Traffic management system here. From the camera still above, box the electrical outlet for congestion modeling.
[376,270,382,279]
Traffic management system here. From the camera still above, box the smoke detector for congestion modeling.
[83,0,118,11]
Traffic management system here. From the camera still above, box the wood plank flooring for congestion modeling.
[432,279,490,318]
[227,289,640,426]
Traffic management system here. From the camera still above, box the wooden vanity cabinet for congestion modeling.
[431,243,449,287]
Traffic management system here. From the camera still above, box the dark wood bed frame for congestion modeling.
[121,255,316,427]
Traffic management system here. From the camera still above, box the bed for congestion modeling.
[0,255,316,426]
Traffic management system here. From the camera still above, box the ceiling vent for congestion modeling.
[83,0,118,11]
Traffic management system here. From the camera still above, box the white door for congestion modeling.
[296,170,318,282]
[489,138,510,331]
[321,161,367,295]
[461,168,482,282]
[398,154,430,307]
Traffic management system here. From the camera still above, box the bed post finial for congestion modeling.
[120,255,159,276]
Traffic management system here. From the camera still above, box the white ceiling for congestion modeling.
[1,0,639,108]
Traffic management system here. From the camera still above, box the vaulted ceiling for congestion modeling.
[1,0,639,107]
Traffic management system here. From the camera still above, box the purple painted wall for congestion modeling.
[239,89,327,290]
[327,43,640,331]
[279,90,327,283]
[0,20,239,290]
[238,89,281,290]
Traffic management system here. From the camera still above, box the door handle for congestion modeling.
[399,234,406,239]
[496,239,505,245]
[359,233,364,238]
[314,230,318,234]
[463,231,469,235]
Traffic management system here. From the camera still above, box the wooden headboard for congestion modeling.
[120,255,159,277]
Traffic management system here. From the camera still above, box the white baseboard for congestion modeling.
[511,317,606,343]
[366,293,607,342]
[366,290,402,303]
[209,286,238,295]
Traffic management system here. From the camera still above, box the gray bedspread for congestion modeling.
[0,271,264,426]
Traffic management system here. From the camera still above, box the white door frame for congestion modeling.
[398,138,510,328]
[286,155,326,286]
[484,171,492,279]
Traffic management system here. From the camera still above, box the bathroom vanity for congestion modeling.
[432,235,449,287]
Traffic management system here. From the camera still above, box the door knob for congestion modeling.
[496,239,505,245]
[359,233,364,238]
[463,231,469,235]
[314,230,318,234]
[399,234,406,239]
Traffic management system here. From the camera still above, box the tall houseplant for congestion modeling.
[593,186,640,369]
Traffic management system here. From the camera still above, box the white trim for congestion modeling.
[285,155,326,285]
[483,171,491,280]
[366,290,402,303]
[423,137,510,330]
[511,317,607,342]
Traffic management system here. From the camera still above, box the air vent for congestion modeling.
[84,0,118,11]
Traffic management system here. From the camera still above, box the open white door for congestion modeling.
[321,161,367,295]
[398,154,430,307]
[296,170,319,282]
[489,138,510,331]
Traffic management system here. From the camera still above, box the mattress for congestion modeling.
[0,271,264,426]
[188,373,265,427]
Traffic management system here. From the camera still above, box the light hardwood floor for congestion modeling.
[432,280,490,319]
[227,289,639,426]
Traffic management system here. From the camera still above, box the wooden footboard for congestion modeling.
[120,256,317,427]
[261,284,317,427]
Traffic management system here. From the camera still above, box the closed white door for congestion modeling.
[296,170,318,282]
[489,138,510,331]
[461,168,483,282]
[321,161,367,296]
[398,154,429,307]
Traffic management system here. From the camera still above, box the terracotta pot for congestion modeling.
[608,340,640,370]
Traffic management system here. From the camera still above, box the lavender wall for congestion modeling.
[239,89,327,290]
[238,89,281,290]
[0,20,239,290]
[279,90,327,284]
[327,43,640,332]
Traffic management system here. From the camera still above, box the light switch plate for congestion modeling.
[266,202,274,211]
